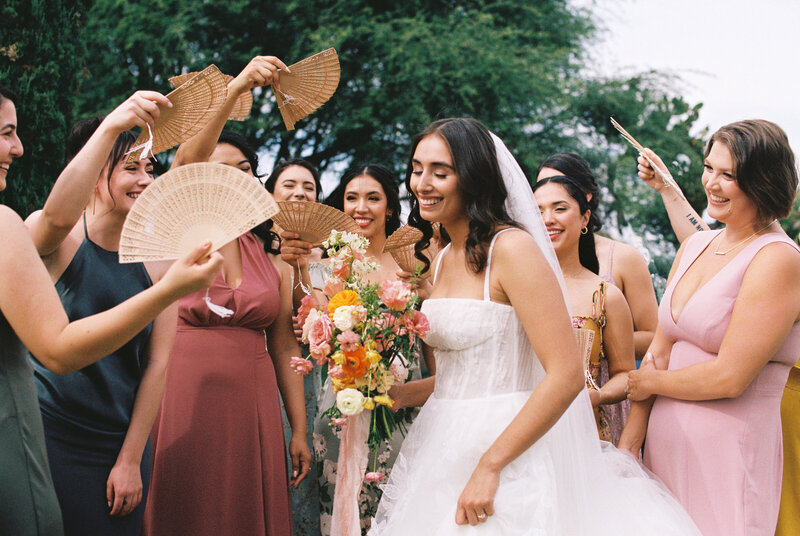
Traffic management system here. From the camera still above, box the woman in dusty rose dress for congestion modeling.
[145,55,310,536]
[621,119,800,536]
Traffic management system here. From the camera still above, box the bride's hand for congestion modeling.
[455,461,499,526]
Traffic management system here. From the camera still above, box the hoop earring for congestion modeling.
[580,227,588,235]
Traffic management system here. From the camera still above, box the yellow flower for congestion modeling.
[362,397,375,410]
[331,350,345,366]
[332,376,355,391]
[374,395,394,408]
[366,350,382,365]
[364,340,377,352]
[328,290,360,315]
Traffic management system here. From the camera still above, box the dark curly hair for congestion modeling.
[405,118,519,274]
[532,175,599,274]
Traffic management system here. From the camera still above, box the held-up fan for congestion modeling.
[126,65,228,162]
[383,225,436,277]
[272,48,340,130]
[272,201,359,247]
[118,162,278,263]
[168,71,253,122]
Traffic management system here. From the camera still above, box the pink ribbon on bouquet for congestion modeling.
[331,411,370,536]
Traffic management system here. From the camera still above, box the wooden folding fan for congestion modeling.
[126,65,227,162]
[169,71,252,122]
[272,48,340,130]
[272,200,359,246]
[119,162,278,262]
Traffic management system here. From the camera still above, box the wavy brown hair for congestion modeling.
[406,118,519,274]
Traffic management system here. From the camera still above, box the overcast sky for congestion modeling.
[580,0,800,157]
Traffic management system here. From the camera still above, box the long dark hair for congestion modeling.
[538,153,601,233]
[65,117,138,212]
[325,164,402,236]
[217,129,280,254]
[532,175,599,274]
[406,118,518,274]
[264,158,322,200]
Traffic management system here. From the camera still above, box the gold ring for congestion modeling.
[477,513,487,521]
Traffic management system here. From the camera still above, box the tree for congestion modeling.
[0,0,91,216]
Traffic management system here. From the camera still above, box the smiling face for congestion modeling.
[343,174,391,239]
[272,164,317,202]
[535,181,589,257]
[409,134,465,226]
[0,99,24,192]
[702,141,757,225]
[97,157,154,215]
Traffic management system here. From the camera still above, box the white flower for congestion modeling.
[336,388,365,416]
[320,513,332,533]
[322,460,338,485]
[332,305,357,331]
[312,433,327,458]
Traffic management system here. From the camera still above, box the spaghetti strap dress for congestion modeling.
[645,230,800,536]
[144,232,291,536]
[0,310,63,536]
[29,217,154,536]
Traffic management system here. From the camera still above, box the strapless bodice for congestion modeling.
[422,298,545,399]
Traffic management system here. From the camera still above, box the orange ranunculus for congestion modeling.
[328,289,361,315]
[341,345,369,378]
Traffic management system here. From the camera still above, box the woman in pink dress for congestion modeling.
[620,119,800,536]
[145,56,311,536]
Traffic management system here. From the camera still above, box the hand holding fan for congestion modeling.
[126,65,228,162]
[119,162,278,263]
[272,48,340,130]
[609,117,687,201]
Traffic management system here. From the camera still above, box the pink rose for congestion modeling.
[301,308,322,345]
[364,471,384,482]
[323,277,346,298]
[328,365,346,379]
[379,280,412,311]
[389,361,409,383]
[289,356,314,376]
[310,342,331,365]
[296,294,319,327]
[351,305,367,324]
[403,310,430,342]
[309,314,333,349]
[336,330,361,353]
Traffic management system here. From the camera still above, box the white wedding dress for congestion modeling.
[369,234,700,535]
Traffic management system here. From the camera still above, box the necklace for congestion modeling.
[713,220,775,255]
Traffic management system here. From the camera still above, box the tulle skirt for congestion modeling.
[370,390,700,535]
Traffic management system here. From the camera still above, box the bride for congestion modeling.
[369,118,700,534]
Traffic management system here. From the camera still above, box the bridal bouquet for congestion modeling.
[291,230,429,477]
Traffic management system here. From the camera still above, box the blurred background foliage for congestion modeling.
[4,0,775,285]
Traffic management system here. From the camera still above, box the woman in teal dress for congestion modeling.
[0,86,221,536]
